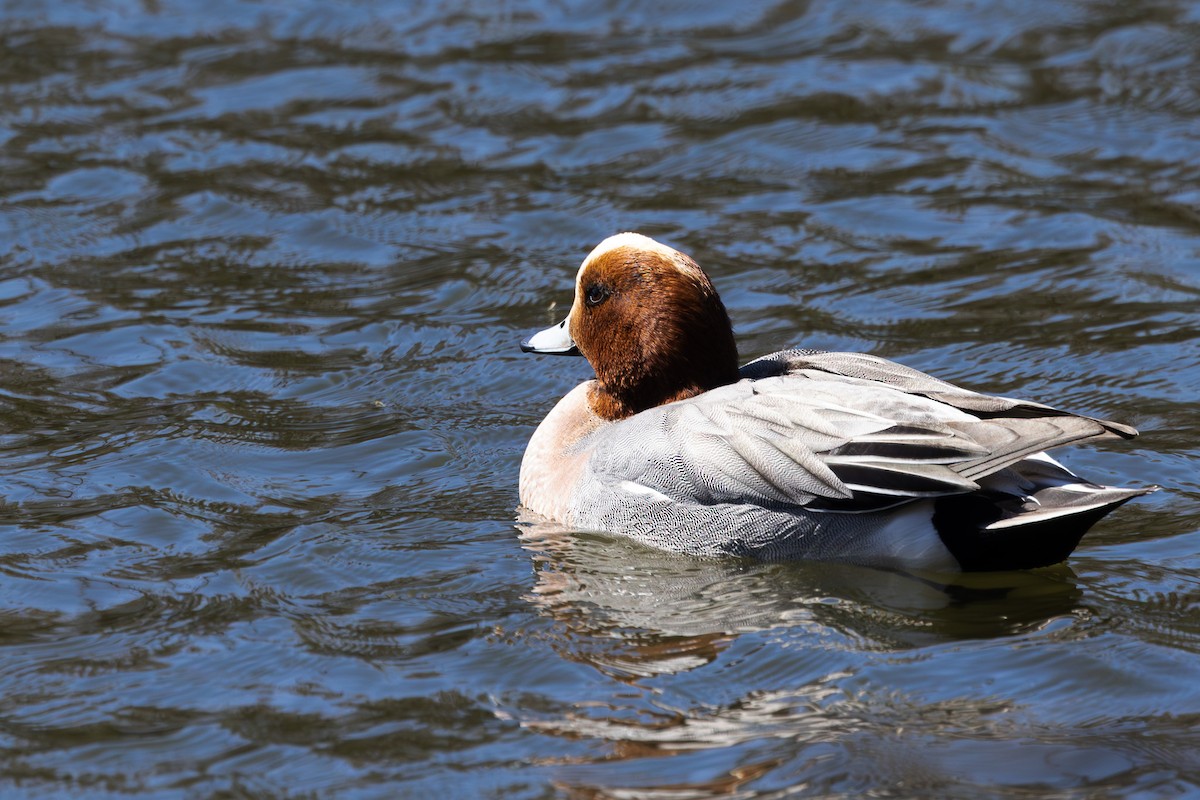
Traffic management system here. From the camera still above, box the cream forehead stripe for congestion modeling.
[574,232,705,295]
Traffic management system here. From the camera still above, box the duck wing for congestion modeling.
[744,349,1138,436]
[589,350,1138,513]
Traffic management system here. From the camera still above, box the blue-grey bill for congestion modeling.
[521,318,581,356]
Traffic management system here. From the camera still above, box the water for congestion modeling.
[1,0,1198,796]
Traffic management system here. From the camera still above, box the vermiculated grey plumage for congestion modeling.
[564,350,1153,569]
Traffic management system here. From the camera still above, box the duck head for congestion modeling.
[522,233,740,421]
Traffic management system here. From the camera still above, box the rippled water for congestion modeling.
[1,0,1198,796]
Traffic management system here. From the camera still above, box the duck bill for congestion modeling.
[521,318,581,356]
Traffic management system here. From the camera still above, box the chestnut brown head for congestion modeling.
[523,233,740,420]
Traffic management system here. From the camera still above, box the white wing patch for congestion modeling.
[617,480,674,503]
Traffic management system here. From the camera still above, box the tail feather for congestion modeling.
[984,484,1156,531]
[933,457,1158,571]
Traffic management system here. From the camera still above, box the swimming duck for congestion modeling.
[519,233,1155,571]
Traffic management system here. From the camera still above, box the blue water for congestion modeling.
[0,0,1198,796]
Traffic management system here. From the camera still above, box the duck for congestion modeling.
[518,232,1156,571]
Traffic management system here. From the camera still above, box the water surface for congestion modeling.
[1,0,1198,796]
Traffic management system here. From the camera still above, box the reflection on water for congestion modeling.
[516,522,1100,796]
[0,0,1198,796]
[520,518,1084,674]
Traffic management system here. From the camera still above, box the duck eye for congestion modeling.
[584,283,610,308]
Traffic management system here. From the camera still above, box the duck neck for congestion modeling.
[586,325,740,421]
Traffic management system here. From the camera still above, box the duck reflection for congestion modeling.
[515,516,1086,797]
[517,514,1083,680]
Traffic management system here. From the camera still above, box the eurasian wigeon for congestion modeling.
[519,232,1155,571]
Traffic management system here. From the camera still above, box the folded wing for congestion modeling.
[588,350,1137,512]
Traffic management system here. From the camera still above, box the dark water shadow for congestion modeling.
[516,515,1083,681]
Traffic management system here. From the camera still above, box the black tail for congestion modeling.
[933,485,1156,571]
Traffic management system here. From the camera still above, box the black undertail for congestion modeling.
[932,493,1134,571]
